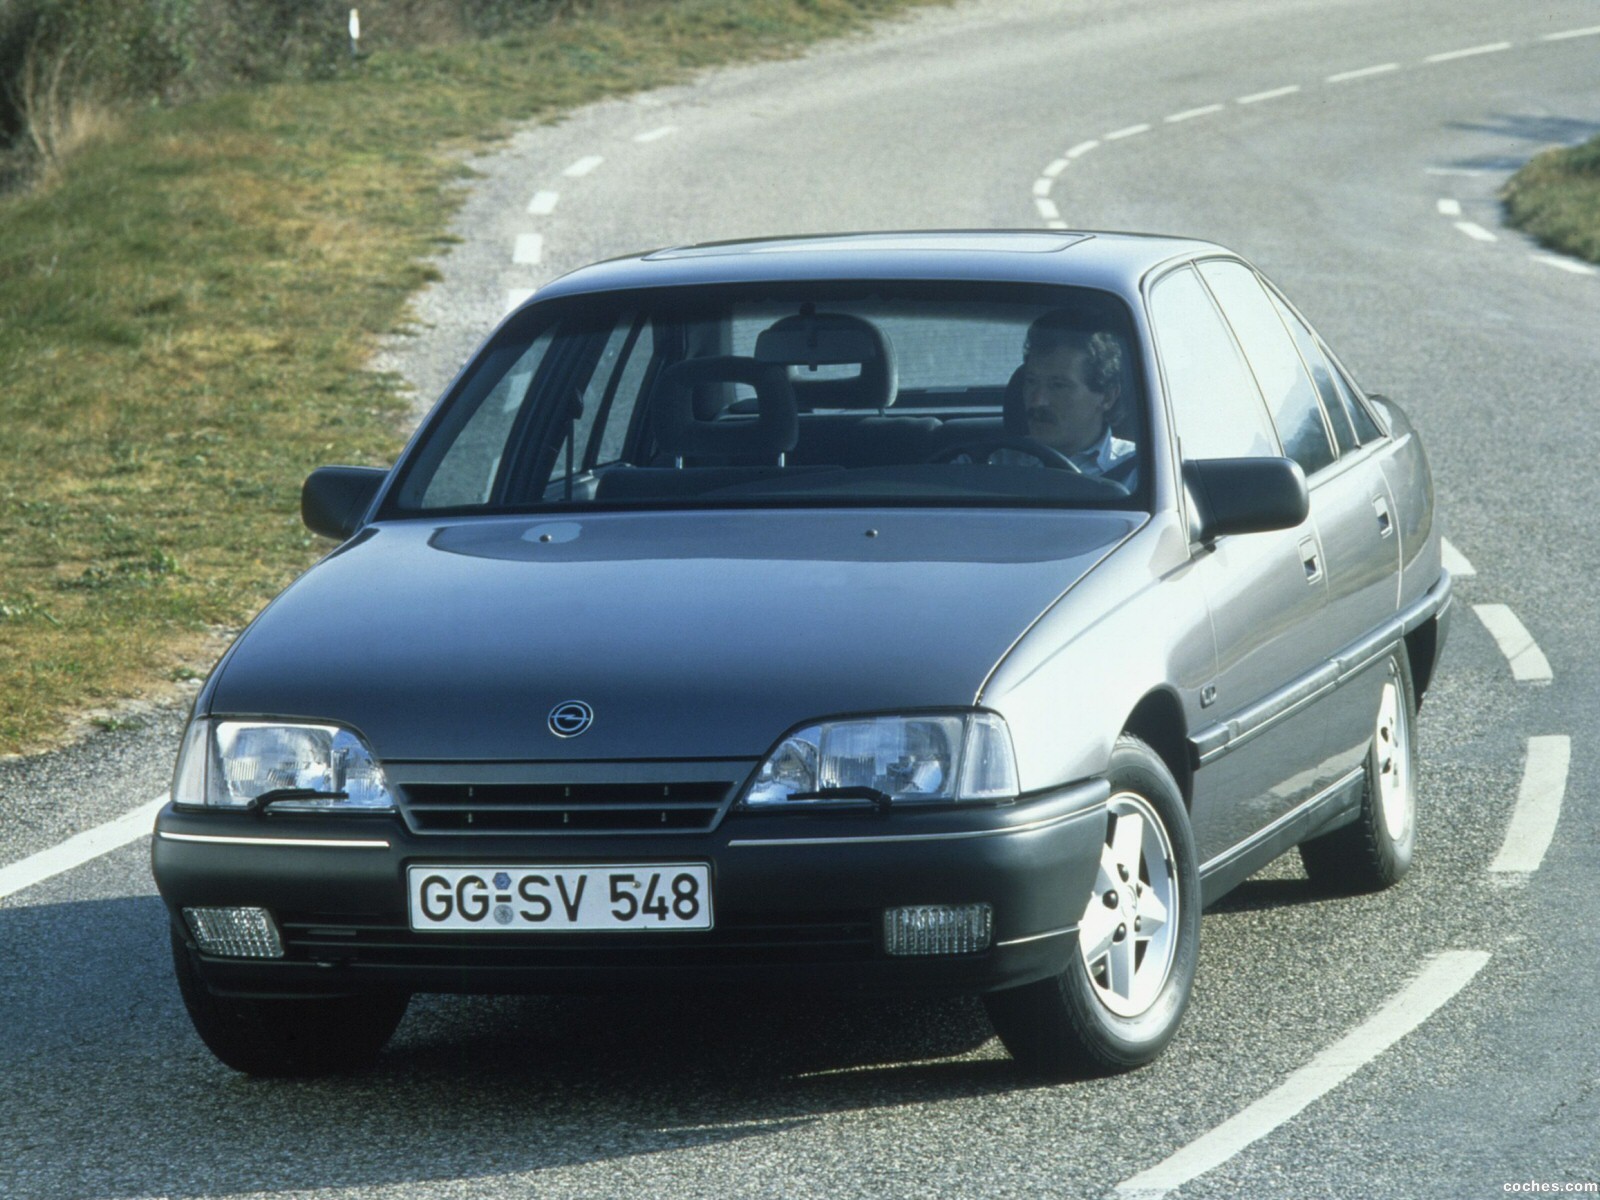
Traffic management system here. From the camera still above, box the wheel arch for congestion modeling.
[1404,616,1439,704]
[1121,688,1192,808]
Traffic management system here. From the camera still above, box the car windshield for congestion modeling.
[386,281,1147,515]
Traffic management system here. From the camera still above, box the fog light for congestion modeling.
[883,904,993,956]
[184,907,285,958]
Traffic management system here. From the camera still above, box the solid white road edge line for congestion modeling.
[0,794,169,901]
[1113,951,1493,1199]
[1440,537,1476,578]
[1473,604,1553,683]
[1490,736,1572,874]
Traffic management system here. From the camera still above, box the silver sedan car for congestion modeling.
[153,230,1449,1078]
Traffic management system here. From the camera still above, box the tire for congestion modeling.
[1298,648,1417,893]
[986,735,1200,1077]
[171,924,408,1077]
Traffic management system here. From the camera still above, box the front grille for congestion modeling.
[278,910,878,968]
[399,781,734,836]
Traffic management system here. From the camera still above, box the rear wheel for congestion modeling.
[1299,649,1417,893]
[171,925,408,1076]
[986,735,1199,1076]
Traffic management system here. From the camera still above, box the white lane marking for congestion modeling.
[1114,952,1492,1199]
[1047,219,1068,230]
[513,233,544,264]
[634,125,678,143]
[1105,123,1151,140]
[1543,24,1600,41]
[1425,42,1512,64]
[1437,198,1462,217]
[1454,220,1498,242]
[1440,537,1475,578]
[1066,139,1100,158]
[1166,104,1224,123]
[1490,736,1572,874]
[1035,197,1061,220]
[1473,603,1553,683]
[1532,255,1597,276]
[0,795,168,901]
[1328,62,1399,83]
[1033,178,1054,196]
[563,155,604,177]
[505,287,536,313]
[1237,85,1301,104]
[527,190,559,215]
[1044,158,1068,177]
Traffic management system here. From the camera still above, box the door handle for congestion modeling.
[1298,536,1322,583]
[1373,496,1394,537]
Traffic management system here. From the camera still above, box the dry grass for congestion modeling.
[1502,136,1600,264]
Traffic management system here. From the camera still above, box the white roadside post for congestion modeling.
[348,8,361,59]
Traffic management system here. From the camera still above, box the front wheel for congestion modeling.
[171,925,409,1076]
[986,735,1200,1076]
[1299,648,1417,893]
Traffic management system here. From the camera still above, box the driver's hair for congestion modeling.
[1022,311,1125,396]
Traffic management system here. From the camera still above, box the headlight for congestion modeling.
[172,718,396,812]
[742,713,1018,809]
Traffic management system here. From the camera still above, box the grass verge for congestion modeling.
[1502,135,1600,264]
[0,0,946,755]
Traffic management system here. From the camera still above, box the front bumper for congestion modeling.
[153,780,1108,1000]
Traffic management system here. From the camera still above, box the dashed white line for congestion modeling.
[563,155,604,177]
[1066,139,1100,158]
[1113,952,1492,1199]
[527,190,560,216]
[1237,85,1301,105]
[1490,736,1572,875]
[1166,104,1224,123]
[505,287,536,313]
[1047,219,1068,230]
[1473,603,1553,683]
[1543,24,1600,41]
[1532,255,1598,276]
[1328,62,1399,83]
[1043,158,1068,178]
[1035,197,1061,220]
[1454,220,1498,243]
[634,125,678,143]
[0,794,168,901]
[1437,198,1463,217]
[1425,42,1511,64]
[1104,123,1151,140]
[1032,178,1054,197]
[1440,537,1476,578]
[513,233,545,264]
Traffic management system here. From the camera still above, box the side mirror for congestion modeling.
[302,465,387,540]
[1184,456,1308,541]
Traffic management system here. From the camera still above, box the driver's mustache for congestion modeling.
[1027,406,1057,425]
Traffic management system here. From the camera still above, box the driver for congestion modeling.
[1008,310,1137,485]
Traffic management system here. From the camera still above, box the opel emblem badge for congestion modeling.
[548,700,594,738]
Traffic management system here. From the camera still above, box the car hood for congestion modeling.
[209,509,1139,761]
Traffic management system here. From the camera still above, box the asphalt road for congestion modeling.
[3,0,1598,1196]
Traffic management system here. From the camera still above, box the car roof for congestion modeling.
[532,230,1228,301]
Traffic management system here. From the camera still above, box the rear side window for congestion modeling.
[1267,291,1384,451]
[1148,266,1277,461]
[1198,260,1334,476]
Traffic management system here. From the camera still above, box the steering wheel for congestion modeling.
[930,436,1085,472]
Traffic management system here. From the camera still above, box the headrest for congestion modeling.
[1002,365,1029,436]
[652,356,798,461]
[754,312,897,411]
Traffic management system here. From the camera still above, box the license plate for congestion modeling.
[407,864,713,932]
